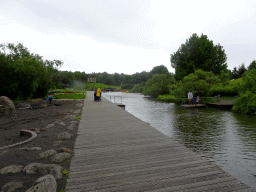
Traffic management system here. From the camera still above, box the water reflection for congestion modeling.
[103,92,256,189]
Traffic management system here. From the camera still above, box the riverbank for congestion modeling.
[0,99,84,192]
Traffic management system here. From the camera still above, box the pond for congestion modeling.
[103,92,256,189]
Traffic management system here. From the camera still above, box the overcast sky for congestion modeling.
[1,0,256,75]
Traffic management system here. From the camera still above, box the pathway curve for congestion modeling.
[66,91,252,191]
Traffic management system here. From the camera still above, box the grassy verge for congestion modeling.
[88,83,121,90]
[53,93,85,99]
[51,89,87,93]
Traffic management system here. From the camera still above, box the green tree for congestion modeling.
[232,67,239,79]
[248,60,256,71]
[171,69,220,97]
[150,65,169,75]
[232,69,256,115]
[237,63,247,78]
[170,33,228,81]
[0,43,61,100]
[143,74,174,97]
[131,84,143,93]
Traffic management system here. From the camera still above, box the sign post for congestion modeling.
[87,78,96,91]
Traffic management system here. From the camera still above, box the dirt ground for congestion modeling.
[0,98,84,192]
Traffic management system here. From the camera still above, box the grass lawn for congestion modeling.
[88,83,121,90]
[52,93,86,99]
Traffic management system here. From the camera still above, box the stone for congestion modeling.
[23,163,41,174]
[37,149,57,159]
[57,132,72,140]
[0,96,16,116]
[59,122,65,126]
[63,114,77,121]
[0,165,23,174]
[23,163,63,180]
[53,140,64,146]
[45,124,55,129]
[58,147,71,153]
[1,181,23,192]
[21,147,42,151]
[72,109,82,114]
[70,121,79,125]
[25,174,57,192]
[76,103,84,108]
[51,152,71,163]
[53,120,65,126]
[66,124,75,131]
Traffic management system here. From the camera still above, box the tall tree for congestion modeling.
[232,67,239,79]
[150,65,169,75]
[170,33,228,81]
[237,63,247,78]
[248,60,256,71]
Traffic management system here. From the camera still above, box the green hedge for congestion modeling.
[52,93,85,99]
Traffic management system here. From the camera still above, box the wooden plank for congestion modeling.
[66,91,252,191]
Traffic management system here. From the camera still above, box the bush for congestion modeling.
[121,84,134,89]
[209,85,238,97]
[130,84,143,93]
[143,74,174,97]
[232,91,256,115]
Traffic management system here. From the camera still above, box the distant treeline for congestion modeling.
[0,42,172,100]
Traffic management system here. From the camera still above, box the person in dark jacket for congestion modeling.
[192,91,197,105]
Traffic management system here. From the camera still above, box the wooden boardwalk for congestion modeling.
[207,99,234,108]
[66,92,253,192]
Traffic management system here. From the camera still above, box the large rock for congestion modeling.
[53,140,64,146]
[23,163,63,180]
[45,124,55,129]
[0,96,16,116]
[70,121,79,125]
[66,124,75,131]
[72,109,82,114]
[25,174,57,192]
[57,132,72,140]
[63,114,77,121]
[51,152,71,163]
[37,149,57,159]
[76,103,84,108]
[58,147,71,153]
[53,120,65,126]
[1,181,23,192]
[0,165,23,174]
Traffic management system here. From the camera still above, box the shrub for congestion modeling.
[232,91,256,115]
[143,74,173,97]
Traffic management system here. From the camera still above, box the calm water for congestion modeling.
[103,92,256,189]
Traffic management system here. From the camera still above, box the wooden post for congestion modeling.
[88,76,90,91]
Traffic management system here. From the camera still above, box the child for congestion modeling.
[196,96,200,104]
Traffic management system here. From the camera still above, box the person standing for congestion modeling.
[96,87,101,101]
[192,91,197,105]
[187,90,193,105]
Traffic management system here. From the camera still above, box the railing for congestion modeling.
[233,95,239,101]
[214,94,220,103]
[114,96,122,104]
[108,96,122,104]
